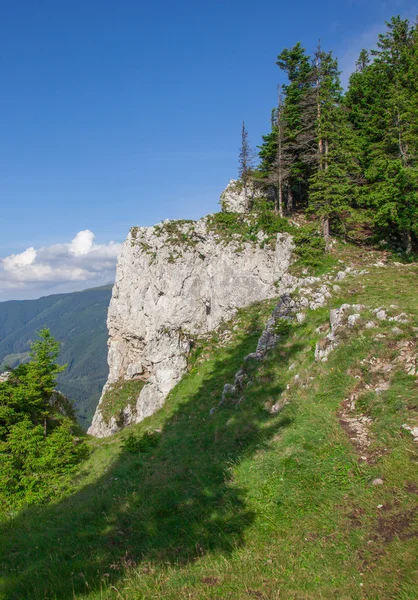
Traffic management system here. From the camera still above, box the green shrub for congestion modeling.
[123,430,160,454]
[207,205,290,247]
[0,417,88,509]
[273,318,292,336]
[290,223,339,275]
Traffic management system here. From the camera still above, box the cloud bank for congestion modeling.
[0,230,121,300]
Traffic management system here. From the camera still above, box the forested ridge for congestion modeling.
[241,16,418,254]
[0,285,111,428]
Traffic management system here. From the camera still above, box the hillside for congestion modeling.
[1,245,417,599]
[0,285,112,428]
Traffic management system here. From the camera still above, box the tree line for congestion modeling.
[239,16,418,254]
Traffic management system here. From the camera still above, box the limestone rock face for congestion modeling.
[220,179,265,213]
[88,216,294,437]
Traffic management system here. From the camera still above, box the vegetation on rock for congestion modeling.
[99,378,146,424]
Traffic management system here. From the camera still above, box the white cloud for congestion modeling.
[0,230,121,300]
[69,230,95,256]
[4,247,37,269]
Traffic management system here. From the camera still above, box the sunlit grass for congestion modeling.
[1,251,417,599]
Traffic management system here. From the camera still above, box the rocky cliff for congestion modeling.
[88,211,294,437]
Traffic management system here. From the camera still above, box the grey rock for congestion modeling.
[220,179,264,213]
[347,314,361,328]
[88,217,295,437]
[0,371,11,383]
[389,312,409,323]
[402,424,418,442]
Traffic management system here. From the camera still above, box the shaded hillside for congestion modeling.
[0,285,112,428]
[1,246,417,599]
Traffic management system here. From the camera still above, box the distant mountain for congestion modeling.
[0,285,112,429]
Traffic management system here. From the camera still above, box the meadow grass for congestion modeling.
[0,251,417,599]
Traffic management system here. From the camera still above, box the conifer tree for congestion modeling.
[346,17,418,252]
[308,48,359,247]
[268,86,293,216]
[276,42,312,211]
[238,121,255,211]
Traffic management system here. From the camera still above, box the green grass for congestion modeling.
[100,378,146,423]
[0,251,417,599]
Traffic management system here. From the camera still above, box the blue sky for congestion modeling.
[1,0,416,299]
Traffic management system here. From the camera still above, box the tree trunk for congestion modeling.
[322,217,330,251]
[44,418,47,438]
[316,52,323,167]
[273,186,278,214]
[244,179,249,212]
[278,177,283,217]
[287,186,293,213]
[403,229,412,254]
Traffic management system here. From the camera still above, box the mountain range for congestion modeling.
[0,285,112,429]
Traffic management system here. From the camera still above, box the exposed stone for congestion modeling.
[372,478,384,486]
[0,371,11,383]
[315,304,366,362]
[220,179,264,213]
[389,312,409,323]
[88,218,295,437]
[402,424,418,442]
[374,308,388,320]
[347,314,361,328]
[219,294,299,412]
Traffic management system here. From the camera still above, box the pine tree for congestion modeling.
[0,330,86,509]
[10,329,66,436]
[276,42,312,211]
[308,48,359,247]
[238,121,255,211]
[346,17,418,252]
[267,87,293,216]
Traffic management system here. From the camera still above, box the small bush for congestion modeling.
[273,318,292,336]
[123,430,160,454]
[207,205,290,247]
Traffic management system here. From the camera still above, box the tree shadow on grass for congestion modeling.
[0,315,301,599]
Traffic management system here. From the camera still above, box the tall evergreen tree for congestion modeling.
[308,48,359,247]
[346,17,418,252]
[276,42,312,211]
[238,121,255,211]
[262,87,292,215]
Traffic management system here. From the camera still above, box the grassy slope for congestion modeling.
[0,286,112,428]
[0,248,417,599]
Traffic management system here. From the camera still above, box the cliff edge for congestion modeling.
[88,208,295,437]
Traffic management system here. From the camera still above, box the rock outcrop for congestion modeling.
[220,179,265,213]
[88,215,294,437]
